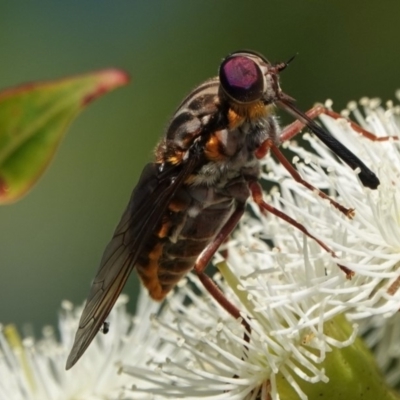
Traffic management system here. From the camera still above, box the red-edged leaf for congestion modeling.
[0,69,129,204]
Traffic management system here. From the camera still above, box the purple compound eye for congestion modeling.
[219,55,264,103]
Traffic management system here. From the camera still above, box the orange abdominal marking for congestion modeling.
[156,218,171,238]
[204,133,226,161]
[168,198,188,212]
[137,243,164,301]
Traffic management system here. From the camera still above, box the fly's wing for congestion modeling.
[66,156,200,370]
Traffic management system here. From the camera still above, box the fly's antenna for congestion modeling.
[276,53,298,72]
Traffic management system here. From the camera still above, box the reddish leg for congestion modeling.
[256,138,354,218]
[250,181,353,278]
[194,104,383,337]
[387,276,400,296]
[280,103,398,142]
[194,205,251,342]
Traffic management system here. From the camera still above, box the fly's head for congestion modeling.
[218,51,380,190]
[219,50,288,110]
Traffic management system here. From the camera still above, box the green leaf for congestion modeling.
[276,315,400,400]
[0,69,129,204]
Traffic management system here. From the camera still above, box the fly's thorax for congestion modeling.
[155,73,280,187]
[186,113,280,187]
[155,78,221,165]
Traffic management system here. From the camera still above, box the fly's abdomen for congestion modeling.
[136,186,235,301]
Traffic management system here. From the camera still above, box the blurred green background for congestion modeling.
[1,1,399,333]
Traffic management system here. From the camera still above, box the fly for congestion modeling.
[66,50,381,369]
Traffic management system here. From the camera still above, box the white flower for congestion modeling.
[120,96,400,399]
[0,293,161,400]
[286,98,400,318]
[4,96,400,400]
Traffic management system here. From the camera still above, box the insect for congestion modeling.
[66,50,380,369]
[101,321,109,334]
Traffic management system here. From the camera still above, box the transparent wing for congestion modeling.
[66,158,199,369]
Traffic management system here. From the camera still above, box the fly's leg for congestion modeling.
[279,103,398,142]
[252,104,384,278]
[249,181,353,278]
[262,103,395,215]
[256,138,354,218]
[193,204,251,343]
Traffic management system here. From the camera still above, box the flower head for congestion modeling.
[121,96,400,399]
[4,97,400,400]
[0,293,161,400]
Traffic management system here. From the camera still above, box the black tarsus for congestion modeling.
[278,97,380,189]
